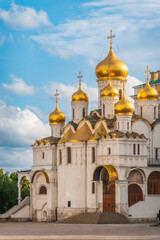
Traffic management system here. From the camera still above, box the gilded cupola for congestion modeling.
[114,83,134,115]
[49,90,66,124]
[72,72,88,102]
[101,70,119,98]
[95,30,128,81]
[137,66,158,101]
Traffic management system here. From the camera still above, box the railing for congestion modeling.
[148,158,160,166]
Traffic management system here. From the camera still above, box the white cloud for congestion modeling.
[0,3,51,30]
[126,75,142,102]
[3,74,35,96]
[0,99,50,148]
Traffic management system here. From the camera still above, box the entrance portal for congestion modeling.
[101,168,115,212]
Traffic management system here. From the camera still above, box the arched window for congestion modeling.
[103,104,105,115]
[148,171,160,194]
[67,147,71,164]
[92,182,95,194]
[128,184,143,206]
[39,186,47,195]
[119,89,122,99]
[83,108,85,118]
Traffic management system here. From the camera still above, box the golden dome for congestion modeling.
[95,47,128,81]
[49,90,65,124]
[72,72,88,102]
[137,66,158,101]
[114,84,134,115]
[101,79,119,98]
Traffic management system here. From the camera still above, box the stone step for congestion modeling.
[57,212,130,224]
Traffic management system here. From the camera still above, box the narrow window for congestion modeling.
[108,148,111,155]
[67,147,71,164]
[140,106,142,117]
[73,109,74,120]
[127,122,129,130]
[154,106,156,119]
[119,89,122,99]
[92,147,95,163]
[137,144,140,155]
[42,152,45,159]
[68,201,71,207]
[59,150,62,165]
[83,108,85,118]
[133,144,136,155]
[103,104,105,115]
[155,148,158,160]
[117,122,119,130]
[92,182,95,194]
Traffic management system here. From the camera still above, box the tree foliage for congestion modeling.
[0,169,30,214]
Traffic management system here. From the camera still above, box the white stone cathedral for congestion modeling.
[10,31,160,222]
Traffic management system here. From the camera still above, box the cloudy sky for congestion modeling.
[0,0,160,172]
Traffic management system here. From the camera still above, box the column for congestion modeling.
[18,183,22,205]
[115,180,128,216]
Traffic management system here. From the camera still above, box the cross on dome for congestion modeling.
[77,71,83,89]
[145,66,150,84]
[54,89,59,108]
[107,30,115,49]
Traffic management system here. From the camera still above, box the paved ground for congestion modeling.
[0,222,160,240]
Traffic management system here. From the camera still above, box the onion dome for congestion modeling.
[95,30,128,81]
[137,66,158,101]
[114,84,134,115]
[72,72,88,102]
[101,79,119,98]
[49,90,65,124]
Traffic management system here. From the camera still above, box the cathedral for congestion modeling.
[8,31,160,222]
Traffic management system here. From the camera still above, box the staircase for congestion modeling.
[0,196,30,220]
[57,212,130,224]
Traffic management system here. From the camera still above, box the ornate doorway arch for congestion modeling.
[93,165,118,213]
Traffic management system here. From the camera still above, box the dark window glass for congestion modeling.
[140,106,142,117]
[42,152,44,159]
[137,144,140,155]
[92,182,95,194]
[133,144,136,155]
[73,109,74,120]
[92,147,95,163]
[154,106,156,119]
[155,148,158,160]
[59,150,62,165]
[67,147,71,164]
[39,186,47,195]
[68,201,71,207]
[83,108,85,118]
[119,89,122,99]
[103,104,105,115]
[108,148,111,155]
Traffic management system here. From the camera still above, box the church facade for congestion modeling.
[17,31,160,222]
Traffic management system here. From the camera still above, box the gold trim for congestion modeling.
[93,165,118,182]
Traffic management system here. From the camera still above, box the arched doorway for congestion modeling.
[148,171,160,194]
[128,184,143,206]
[93,165,118,213]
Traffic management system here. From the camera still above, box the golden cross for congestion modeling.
[145,66,150,84]
[77,71,83,89]
[54,89,59,106]
[107,30,115,49]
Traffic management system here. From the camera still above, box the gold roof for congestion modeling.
[58,128,74,144]
[114,84,134,115]
[49,90,66,124]
[72,72,88,102]
[101,79,119,98]
[95,30,128,81]
[137,66,158,101]
[88,123,107,141]
[69,123,92,142]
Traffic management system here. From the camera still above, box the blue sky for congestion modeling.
[0,0,160,172]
